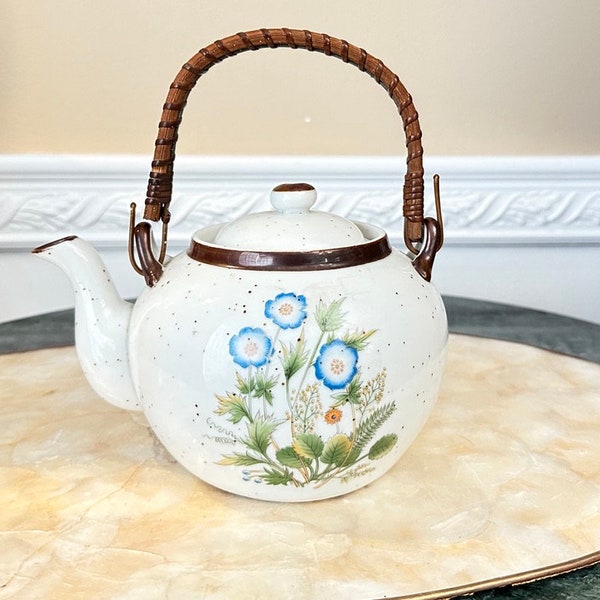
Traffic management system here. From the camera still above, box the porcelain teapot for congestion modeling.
[33,28,447,502]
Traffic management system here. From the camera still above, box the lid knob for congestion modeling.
[270,183,317,214]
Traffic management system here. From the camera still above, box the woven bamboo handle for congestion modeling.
[144,28,425,251]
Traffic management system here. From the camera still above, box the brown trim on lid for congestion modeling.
[187,235,392,271]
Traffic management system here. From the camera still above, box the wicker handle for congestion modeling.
[144,28,425,251]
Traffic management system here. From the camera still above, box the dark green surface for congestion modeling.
[0,308,76,353]
[1,297,599,598]
[445,297,600,364]
[461,568,600,599]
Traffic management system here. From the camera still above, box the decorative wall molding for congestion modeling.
[1,154,599,325]
[1,155,599,250]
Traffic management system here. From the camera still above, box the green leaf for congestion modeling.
[345,446,361,466]
[276,446,307,468]
[342,329,377,351]
[315,298,346,333]
[262,467,294,486]
[245,417,278,455]
[292,433,324,460]
[214,392,252,424]
[321,434,352,466]
[331,374,362,406]
[253,372,278,404]
[281,331,309,379]
[235,371,255,395]
[218,452,265,466]
[368,434,398,460]
[352,402,396,454]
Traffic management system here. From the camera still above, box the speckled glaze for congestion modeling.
[33,187,447,502]
[128,248,447,501]
[214,185,366,251]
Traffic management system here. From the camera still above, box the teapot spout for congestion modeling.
[32,236,140,410]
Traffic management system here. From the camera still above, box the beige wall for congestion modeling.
[2,0,599,156]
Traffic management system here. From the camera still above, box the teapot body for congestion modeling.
[128,247,447,502]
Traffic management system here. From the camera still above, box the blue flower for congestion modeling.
[314,339,359,390]
[264,292,307,329]
[229,327,272,368]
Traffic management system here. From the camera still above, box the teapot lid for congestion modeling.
[213,183,366,251]
[189,183,392,271]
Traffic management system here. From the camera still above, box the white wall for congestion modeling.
[2,1,600,156]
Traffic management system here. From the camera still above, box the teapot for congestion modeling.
[33,28,447,502]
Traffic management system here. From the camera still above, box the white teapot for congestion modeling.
[33,28,447,502]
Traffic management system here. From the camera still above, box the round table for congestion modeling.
[1,297,599,599]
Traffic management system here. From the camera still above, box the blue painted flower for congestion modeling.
[229,327,272,368]
[314,339,359,390]
[264,292,307,329]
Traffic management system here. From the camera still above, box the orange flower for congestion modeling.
[324,408,343,425]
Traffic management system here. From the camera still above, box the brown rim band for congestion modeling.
[143,28,425,253]
[188,235,392,271]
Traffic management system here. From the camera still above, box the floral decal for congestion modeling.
[324,407,343,425]
[214,294,397,488]
[315,340,358,389]
[229,327,272,368]
[265,292,307,329]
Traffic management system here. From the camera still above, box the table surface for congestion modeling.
[1,296,599,599]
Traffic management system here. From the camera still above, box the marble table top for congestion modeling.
[1,297,599,599]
